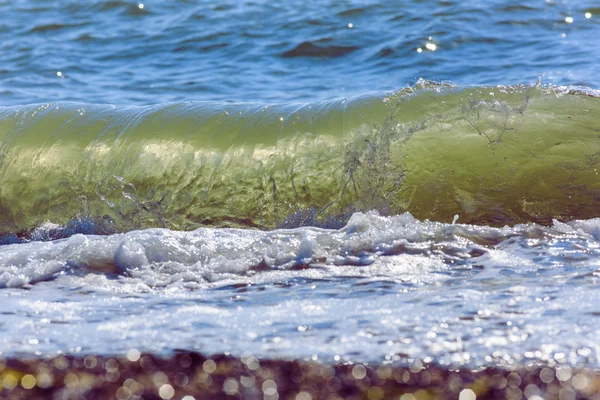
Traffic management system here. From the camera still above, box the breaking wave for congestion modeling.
[1,82,599,238]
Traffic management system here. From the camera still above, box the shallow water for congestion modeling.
[1,0,600,371]
[2,212,600,369]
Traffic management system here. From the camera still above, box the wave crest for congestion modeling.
[0,84,599,236]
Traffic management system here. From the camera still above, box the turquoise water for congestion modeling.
[1,0,600,369]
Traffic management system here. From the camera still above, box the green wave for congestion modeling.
[1,83,599,235]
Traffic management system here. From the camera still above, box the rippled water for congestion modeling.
[0,0,598,104]
[1,0,600,370]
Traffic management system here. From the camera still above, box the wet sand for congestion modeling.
[0,352,597,399]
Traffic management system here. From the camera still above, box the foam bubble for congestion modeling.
[0,211,489,289]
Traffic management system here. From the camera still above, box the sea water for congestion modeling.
[0,0,599,370]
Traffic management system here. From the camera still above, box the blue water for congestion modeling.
[0,0,598,104]
[1,0,600,370]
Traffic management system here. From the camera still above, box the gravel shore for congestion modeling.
[0,352,597,399]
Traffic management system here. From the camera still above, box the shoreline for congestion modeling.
[0,352,596,399]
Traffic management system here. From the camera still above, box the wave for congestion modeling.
[0,82,599,237]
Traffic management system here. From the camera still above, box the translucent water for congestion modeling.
[1,86,599,236]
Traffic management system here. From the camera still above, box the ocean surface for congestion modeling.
[1,0,600,370]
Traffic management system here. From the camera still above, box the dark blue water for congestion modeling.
[0,0,598,105]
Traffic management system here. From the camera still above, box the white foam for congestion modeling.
[2,212,600,367]
[0,211,594,292]
[0,211,494,290]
